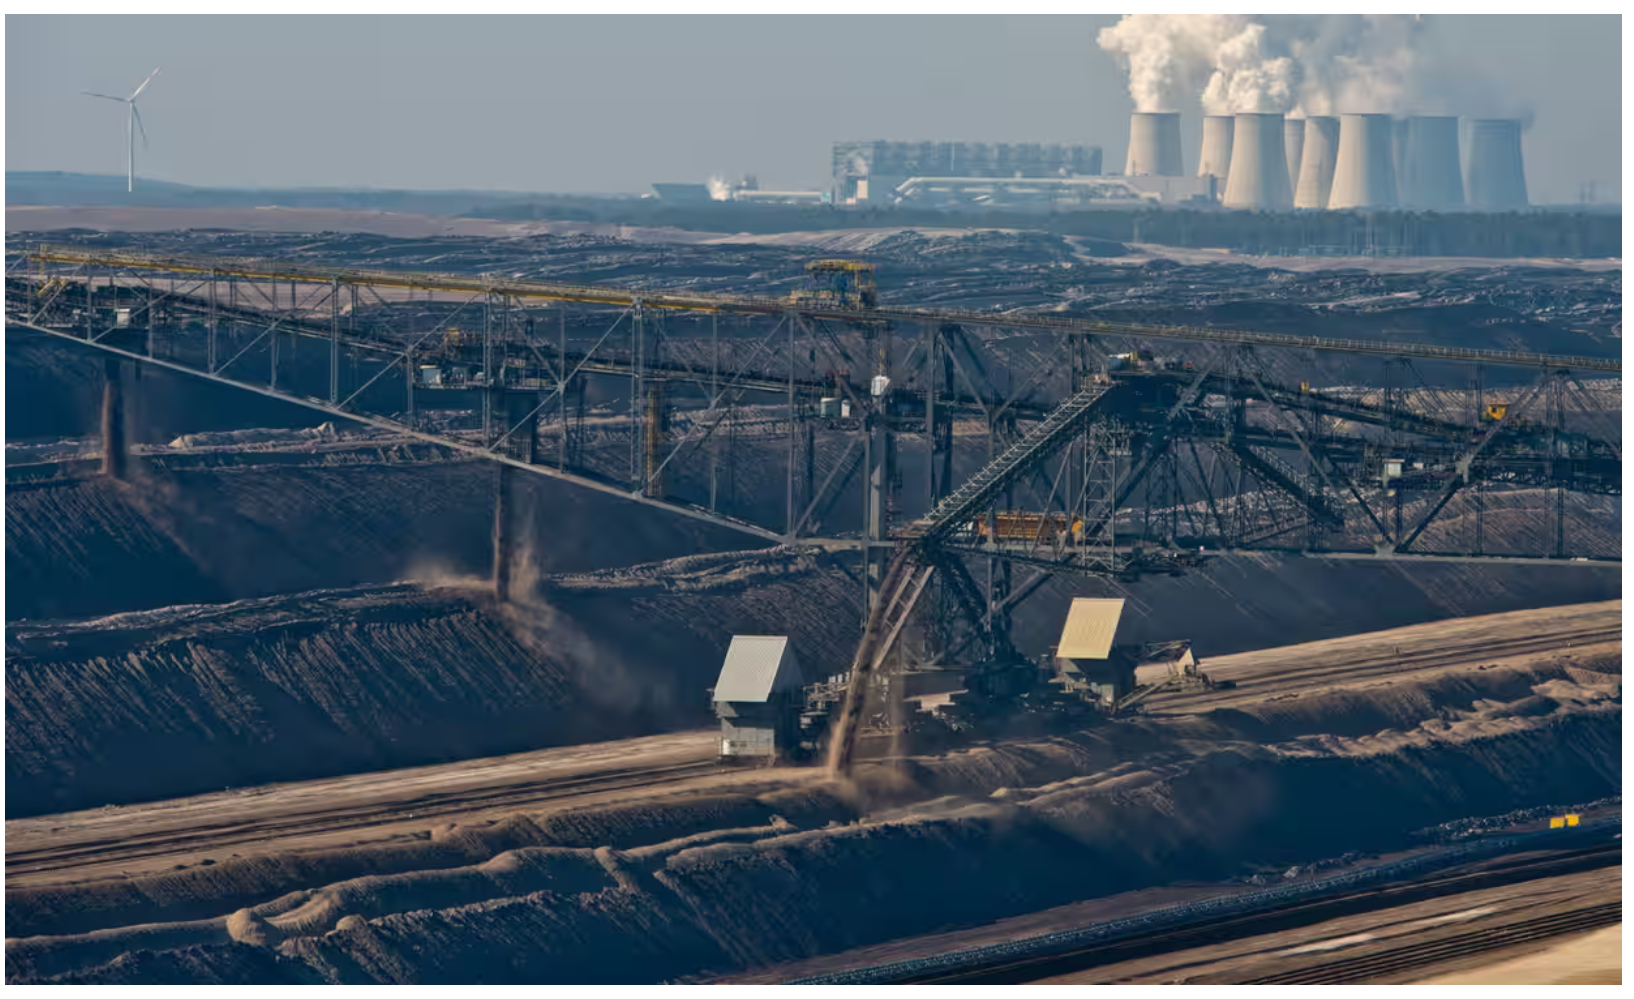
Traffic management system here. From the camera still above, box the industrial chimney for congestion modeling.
[1196,115,1234,187]
[1283,117,1306,194]
[1294,116,1340,209]
[1222,112,1292,210]
[1125,112,1183,177]
[1401,116,1464,210]
[1465,118,1529,210]
[1329,113,1398,210]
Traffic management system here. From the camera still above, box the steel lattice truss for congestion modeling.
[6,245,1622,714]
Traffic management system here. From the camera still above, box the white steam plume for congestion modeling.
[1284,15,1425,116]
[1201,20,1299,115]
[1099,14,1431,117]
[1097,14,1233,113]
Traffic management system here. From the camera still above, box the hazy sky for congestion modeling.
[5,15,1622,203]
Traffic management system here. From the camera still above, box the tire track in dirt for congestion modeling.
[1155,625,1619,712]
[5,761,734,881]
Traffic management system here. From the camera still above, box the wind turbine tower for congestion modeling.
[83,67,161,193]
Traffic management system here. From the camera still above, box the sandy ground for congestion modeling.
[5,205,985,252]
[6,599,1616,893]
[5,730,812,889]
[1416,923,1620,985]
[10,206,1617,273]
[1107,240,1622,274]
[1030,863,1621,984]
[1152,599,1621,713]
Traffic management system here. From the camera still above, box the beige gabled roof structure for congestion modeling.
[1057,598,1126,660]
[712,636,804,703]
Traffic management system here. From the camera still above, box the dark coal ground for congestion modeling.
[5,660,1620,984]
[4,226,1622,983]
[5,227,1620,806]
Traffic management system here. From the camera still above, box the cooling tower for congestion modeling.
[1221,112,1292,210]
[1125,112,1183,177]
[1196,115,1234,184]
[1329,113,1398,210]
[1391,117,1410,198]
[1283,117,1306,193]
[1465,118,1529,210]
[1294,116,1340,209]
[1400,115,1464,210]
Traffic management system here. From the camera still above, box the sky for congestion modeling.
[4,14,1623,204]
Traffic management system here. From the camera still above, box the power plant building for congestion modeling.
[650,183,714,203]
[833,140,1102,204]
[813,113,1527,213]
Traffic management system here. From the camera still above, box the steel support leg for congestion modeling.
[493,464,513,602]
[100,356,128,480]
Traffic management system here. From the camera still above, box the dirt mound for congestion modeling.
[1012,550,1619,658]
[5,549,862,817]
[291,687,1626,982]
[6,327,327,444]
[14,943,323,986]
[5,475,222,618]
[7,666,1617,984]
[5,456,750,622]
[5,791,857,941]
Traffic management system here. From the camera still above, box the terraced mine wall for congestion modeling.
[1013,541,1620,654]
[6,661,1620,984]
[6,454,1620,819]
[4,457,747,622]
[8,431,1619,627]
[6,328,339,444]
[5,549,863,817]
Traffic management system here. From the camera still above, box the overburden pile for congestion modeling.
[6,548,863,817]
[5,661,1620,984]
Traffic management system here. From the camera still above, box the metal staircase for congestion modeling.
[1225,442,1345,529]
[912,380,1115,541]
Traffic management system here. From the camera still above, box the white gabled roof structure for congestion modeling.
[1057,598,1126,660]
[712,635,804,703]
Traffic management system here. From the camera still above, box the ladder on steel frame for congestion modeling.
[829,381,1119,775]
[1220,441,1345,529]
[913,380,1116,542]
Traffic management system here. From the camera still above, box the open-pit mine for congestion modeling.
[5,222,1621,984]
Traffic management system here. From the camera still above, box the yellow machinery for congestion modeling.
[972,511,1085,543]
[790,260,878,309]
[1483,403,1508,422]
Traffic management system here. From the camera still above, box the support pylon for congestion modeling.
[643,378,667,498]
[100,356,128,480]
[492,464,512,602]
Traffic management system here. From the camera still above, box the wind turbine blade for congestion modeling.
[82,91,127,102]
[133,104,149,149]
[129,66,161,101]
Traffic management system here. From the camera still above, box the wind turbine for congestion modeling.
[83,67,161,193]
